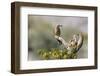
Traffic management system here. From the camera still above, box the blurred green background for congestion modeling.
[28,15,88,60]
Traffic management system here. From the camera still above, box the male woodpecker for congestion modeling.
[54,24,62,45]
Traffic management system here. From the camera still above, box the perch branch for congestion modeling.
[54,35,68,49]
[76,32,84,51]
[54,33,83,53]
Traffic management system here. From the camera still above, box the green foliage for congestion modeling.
[37,48,77,60]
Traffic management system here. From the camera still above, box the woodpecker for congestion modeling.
[54,24,62,45]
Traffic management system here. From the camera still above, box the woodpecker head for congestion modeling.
[57,24,62,28]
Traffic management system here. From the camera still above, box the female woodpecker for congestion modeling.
[54,24,62,45]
